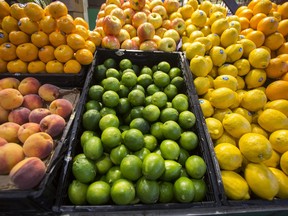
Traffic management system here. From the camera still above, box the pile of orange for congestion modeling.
[0,1,98,74]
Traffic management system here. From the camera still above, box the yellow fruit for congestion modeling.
[251,123,268,138]
[189,55,210,77]
[0,0,10,19]
[54,44,74,63]
[194,76,211,95]
[264,100,288,117]
[213,75,238,91]
[233,59,250,77]
[185,41,205,60]
[46,60,64,73]
[208,11,225,25]
[48,1,68,19]
[244,69,266,89]
[205,117,224,140]
[0,59,7,73]
[245,163,279,200]
[215,143,242,171]
[280,151,288,176]
[245,30,265,48]
[258,109,288,133]
[199,0,213,15]
[269,167,288,199]
[269,130,288,154]
[264,32,284,51]
[217,64,238,77]
[39,16,57,34]
[75,48,94,65]
[221,170,250,200]
[67,33,86,51]
[0,42,17,61]
[248,48,271,69]
[225,44,244,63]
[31,31,49,48]
[0,29,8,45]
[222,113,251,139]
[194,37,212,52]
[209,4,227,17]
[64,59,82,74]
[49,31,66,47]
[257,16,278,36]
[10,3,26,20]
[85,40,96,54]
[214,131,236,146]
[252,0,272,15]
[235,76,245,90]
[1,16,19,34]
[24,2,44,22]
[240,89,267,112]
[211,18,229,35]
[263,150,280,168]
[198,98,214,118]
[232,107,253,123]
[237,38,256,59]
[209,46,227,67]
[16,43,38,62]
[8,30,30,46]
[7,59,28,73]
[206,33,220,47]
[74,25,89,40]
[209,87,237,109]
[27,61,46,73]
[229,21,241,33]
[220,28,239,48]
[57,15,76,34]
[212,108,232,122]
[18,17,39,35]
[74,17,89,30]
[191,9,207,28]
[189,30,204,43]
[265,80,288,101]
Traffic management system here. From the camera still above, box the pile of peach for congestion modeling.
[0,77,74,189]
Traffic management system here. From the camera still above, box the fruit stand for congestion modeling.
[0,0,288,215]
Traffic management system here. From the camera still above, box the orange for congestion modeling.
[235,6,248,16]
[67,33,86,51]
[278,54,288,62]
[39,16,57,34]
[0,29,8,45]
[10,3,26,20]
[278,2,288,20]
[16,43,38,62]
[74,25,89,40]
[249,13,266,30]
[277,42,288,56]
[278,19,288,37]
[239,17,250,30]
[247,0,259,10]
[266,57,287,79]
[246,30,265,48]
[57,15,76,34]
[64,59,82,74]
[266,80,288,101]
[0,0,10,19]
[282,72,288,81]
[269,11,282,22]
[7,59,28,73]
[38,45,55,63]
[48,1,68,19]
[0,42,17,61]
[31,31,49,48]
[74,17,89,30]
[257,16,278,36]
[0,58,7,73]
[85,40,96,54]
[88,30,102,47]
[54,44,74,63]
[24,2,44,22]
[27,61,46,73]
[46,60,64,73]
[1,16,19,33]
[18,17,39,35]
[49,31,66,47]
[237,8,253,20]
[75,48,94,65]
[8,31,30,46]
[240,28,253,36]
[253,0,272,15]
[264,32,284,51]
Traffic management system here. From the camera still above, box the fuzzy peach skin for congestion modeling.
[0,77,20,90]
[8,107,31,125]
[38,83,60,102]
[0,122,21,143]
[0,105,9,124]
[22,94,44,110]
[17,77,41,95]
[9,157,46,189]
[0,88,24,110]
[18,122,41,144]
[0,137,8,146]
[39,114,66,138]
[49,98,73,119]
[29,108,51,124]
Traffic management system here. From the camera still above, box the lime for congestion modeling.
[152,65,158,72]
[174,177,195,203]
[73,153,86,162]
[172,94,189,112]
[161,160,182,181]
[119,58,133,71]
[132,64,140,74]
[106,68,121,79]
[185,155,207,179]
[160,107,179,122]
[101,127,122,149]
[159,181,174,203]
[122,68,134,74]
[192,178,207,202]
[95,153,113,175]
[68,180,88,205]
[99,114,119,131]
[179,131,198,151]
[110,144,129,165]
[160,139,180,160]
[150,122,164,140]
[162,120,182,140]
[134,147,151,161]
[137,74,153,88]
[124,128,144,151]
[118,84,129,98]
[121,71,137,88]
[151,91,168,108]
[130,106,144,119]
[146,84,160,95]
[142,153,165,180]
[142,104,160,122]
[178,110,196,129]
[169,67,181,79]
[166,102,173,108]
[158,61,171,73]
[100,107,116,117]
[72,157,96,184]
[85,100,101,111]
[145,95,152,105]
[153,71,170,88]
[94,64,107,82]
[116,98,131,114]
[104,58,117,69]
[82,109,101,131]
[178,148,190,166]
[128,89,145,106]
[106,166,123,185]
[144,134,158,152]
[101,77,120,91]
[86,181,110,205]
[102,90,120,108]
[171,76,184,90]
[140,66,153,75]
[136,176,159,204]
[120,155,142,181]
[130,117,150,134]
[87,84,104,100]
[80,130,97,147]
[83,136,103,160]
[132,84,145,93]
[180,167,189,177]
[164,84,178,100]
[111,179,135,205]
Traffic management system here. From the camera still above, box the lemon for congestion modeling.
[244,163,279,200]
[240,89,267,112]
[221,170,250,200]
[263,150,280,168]
[245,69,267,89]
[209,4,227,17]
[206,33,220,46]
[185,41,206,60]
[208,11,225,25]
[229,21,241,33]
[269,167,288,199]
[251,123,268,138]
[209,87,237,109]
[212,108,232,122]
[222,113,252,139]
[189,55,210,77]
[205,117,224,140]
[215,143,243,171]
[217,64,238,77]
[211,18,229,35]
[220,28,239,48]
[280,151,288,176]
[198,98,214,117]
[209,46,227,66]
[248,48,271,69]
[213,75,238,91]
[232,107,253,123]
[269,130,288,154]
[200,25,211,36]
[205,55,213,74]
[235,76,245,90]
[258,109,288,133]
[194,37,212,51]
[214,131,236,146]
[194,76,211,95]
[233,59,250,76]
[264,99,288,117]
[185,24,198,37]
[189,30,205,43]
[229,92,241,109]
[199,0,213,15]
[225,44,244,63]
[237,38,257,58]
[239,133,273,163]
[191,9,207,28]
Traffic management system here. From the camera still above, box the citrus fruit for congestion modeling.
[264,99,288,117]
[134,147,151,161]
[83,136,103,161]
[110,145,129,165]
[142,153,165,180]
[120,155,142,181]
[72,157,96,184]
[161,120,181,141]
[142,104,160,122]
[128,89,145,106]
[209,87,237,109]
[136,176,159,204]
[130,117,150,134]
[160,107,179,123]
[172,94,189,112]
[102,90,119,108]
[95,153,113,175]
[160,139,180,160]
[213,75,238,91]
[68,180,88,205]
[153,71,170,88]
[86,181,110,205]
[269,167,288,199]
[123,128,144,151]
[174,176,195,203]
[269,130,288,154]
[161,160,182,181]
[280,151,288,176]
[222,113,251,139]
[240,89,267,112]
[185,155,207,179]
[159,181,174,203]
[198,98,214,118]
[82,109,101,131]
[101,126,122,149]
[111,179,135,205]
[137,74,153,88]
[99,114,119,131]
[262,149,280,168]
[257,109,288,133]
[144,135,158,152]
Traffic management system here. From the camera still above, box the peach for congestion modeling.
[0,137,8,146]
[9,157,46,189]
[38,83,60,102]
[0,143,25,174]
[0,105,9,124]
[18,122,41,144]
[22,94,44,110]
[18,77,41,95]
[0,122,21,143]
[8,107,31,125]
[39,114,66,138]
[0,88,24,110]
[23,132,54,159]
[0,77,20,90]
[29,108,51,124]
[49,98,73,119]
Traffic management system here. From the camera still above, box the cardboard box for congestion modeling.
[60,0,84,12]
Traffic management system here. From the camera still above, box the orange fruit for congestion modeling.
[48,1,68,19]
[240,28,253,36]
[18,17,39,35]
[64,59,82,74]
[266,57,288,79]
[38,45,55,63]
[57,15,76,34]
[1,16,19,33]
[8,30,30,46]
[278,2,288,20]
[249,13,267,30]
[0,0,10,19]
[237,8,253,20]
[24,2,44,22]
[31,31,49,48]
[257,16,278,36]
[88,30,102,47]
[46,60,64,73]
[16,43,38,62]
[0,58,7,73]
[74,17,89,30]
[278,54,288,62]
[239,17,250,30]
[235,6,248,16]
[277,42,288,56]
[27,61,46,73]
[39,16,57,34]
[269,11,282,22]
[85,40,96,54]
[10,3,26,20]
[74,25,89,40]
[247,0,259,10]
[54,44,74,63]
[49,31,66,47]
[67,33,86,51]
[253,0,272,15]
[246,30,265,48]
[264,32,285,51]
[7,59,28,73]
[0,42,17,61]
[266,80,288,101]
[0,29,8,45]
[282,72,288,81]
[75,48,94,65]
[278,19,288,37]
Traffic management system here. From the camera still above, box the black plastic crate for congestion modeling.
[53,48,223,214]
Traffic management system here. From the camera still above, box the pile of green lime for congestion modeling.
[68,57,208,205]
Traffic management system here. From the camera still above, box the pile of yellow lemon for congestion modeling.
[181,0,288,201]
[0,1,98,74]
